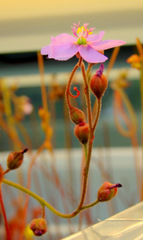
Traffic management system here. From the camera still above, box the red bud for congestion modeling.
[74,122,89,144]
[90,63,108,99]
[30,218,47,236]
[97,181,122,202]
[7,148,28,170]
[70,107,85,125]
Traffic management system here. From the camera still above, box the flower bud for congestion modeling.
[70,107,85,125]
[90,63,108,99]
[7,148,28,170]
[30,218,47,236]
[97,182,122,202]
[74,122,89,144]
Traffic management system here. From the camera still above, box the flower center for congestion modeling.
[77,36,87,45]
[72,23,94,45]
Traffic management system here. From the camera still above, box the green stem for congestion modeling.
[83,144,88,165]
[3,179,65,217]
[2,179,98,219]
[81,199,99,210]
[92,98,102,133]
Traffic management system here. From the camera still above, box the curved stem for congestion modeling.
[2,179,98,219]
[3,178,67,218]
[66,58,82,110]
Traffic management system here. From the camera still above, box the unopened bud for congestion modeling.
[74,122,89,144]
[90,63,108,99]
[97,181,122,202]
[7,148,28,170]
[70,107,85,125]
[30,218,47,236]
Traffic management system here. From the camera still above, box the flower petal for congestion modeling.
[79,45,108,63]
[92,40,126,51]
[41,45,51,55]
[41,33,79,61]
[87,31,105,42]
[48,43,79,61]
[52,33,76,44]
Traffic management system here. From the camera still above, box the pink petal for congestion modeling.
[92,40,126,51]
[48,42,79,61]
[41,36,55,55]
[52,33,76,44]
[87,31,105,42]
[41,33,79,61]
[79,45,108,63]
[41,45,51,55]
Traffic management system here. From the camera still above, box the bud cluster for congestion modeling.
[69,106,89,145]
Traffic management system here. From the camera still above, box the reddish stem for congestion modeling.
[69,87,80,98]
[66,58,82,110]
[0,188,12,240]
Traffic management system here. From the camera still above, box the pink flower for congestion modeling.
[41,23,126,63]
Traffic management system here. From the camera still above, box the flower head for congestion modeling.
[41,22,126,63]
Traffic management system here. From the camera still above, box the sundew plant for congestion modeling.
[0,22,126,239]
